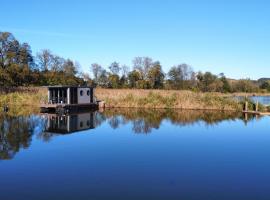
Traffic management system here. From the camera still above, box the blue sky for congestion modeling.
[0,0,269,79]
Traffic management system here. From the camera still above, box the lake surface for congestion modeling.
[1,109,270,200]
[249,96,270,105]
[234,95,270,105]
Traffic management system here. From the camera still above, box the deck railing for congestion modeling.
[49,97,67,104]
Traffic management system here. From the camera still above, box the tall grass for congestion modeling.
[96,89,242,111]
[0,88,255,111]
[0,87,47,107]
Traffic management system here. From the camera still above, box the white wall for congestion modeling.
[77,88,91,104]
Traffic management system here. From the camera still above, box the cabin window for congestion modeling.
[80,121,83,127]
[87,90,90,96]
[80,90,84,96]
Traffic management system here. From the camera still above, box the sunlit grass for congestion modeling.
[0,87,47,107]
[1,88,265,112]
[95,89,242,111]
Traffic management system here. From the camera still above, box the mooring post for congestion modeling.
[255,101,259,112]
[245,101,248,112]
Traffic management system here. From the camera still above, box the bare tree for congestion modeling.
[50,55,64,72]
[63,59,78,76]
[121,64,130,77]
[143,57,153,76]
[132,57,153,79]
[91,63,102,80]
[36,49,53,71]
[168,64,195,89]
[109,61,121,75]
[133,57,144,73]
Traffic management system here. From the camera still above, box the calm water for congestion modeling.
[1,109,270,200]
[249,96,270,105]
[234,95,270,105]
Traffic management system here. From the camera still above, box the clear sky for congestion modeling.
[0,0,269,79]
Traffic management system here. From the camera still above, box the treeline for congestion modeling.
[0,32,83,87]
[0,31,269,93]
[89,58,265,93]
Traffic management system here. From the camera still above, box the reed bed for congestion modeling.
[0,87,47,107]
[0,88,258,111]
[95,89,242,111]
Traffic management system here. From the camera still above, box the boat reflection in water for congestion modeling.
[0,111,102,160]
[45,112,96,134]
[38,111,106,142]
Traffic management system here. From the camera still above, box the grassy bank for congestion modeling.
[0,88,267,112]
[0,87,47,107]
[96,89,243,111]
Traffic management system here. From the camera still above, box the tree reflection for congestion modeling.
[132,119,159,134]
[104,108,259,134]
[0,114,43,160]
[0,109,260,160]
[108,116,121,129]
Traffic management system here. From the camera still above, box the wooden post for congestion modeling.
[98,100,105,109]
[245,101,248,112]
[255,101,259,112]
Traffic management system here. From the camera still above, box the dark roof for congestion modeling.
[43,86,94,89]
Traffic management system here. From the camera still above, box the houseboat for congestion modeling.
[40,86,100,113]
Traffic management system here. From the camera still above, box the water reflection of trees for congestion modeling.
[0,109,260,160]
[0,114,43,160]
[104,108,258,134]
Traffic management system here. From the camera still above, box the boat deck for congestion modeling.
[41,103,98,108]
[40,103,100,113]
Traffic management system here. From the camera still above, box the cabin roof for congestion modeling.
[43,86,94,89]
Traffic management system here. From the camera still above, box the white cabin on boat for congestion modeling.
[47,86,95,105]
[41,86,98,113]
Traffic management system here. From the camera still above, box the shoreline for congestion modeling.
[1,88,269,112]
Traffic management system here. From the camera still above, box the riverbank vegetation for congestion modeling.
[96,89,239,110]
[0,87,46,107]
[96,89,270,111]
[0,87,267,112]
[1,31,270,94]
[0,31,269,112]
